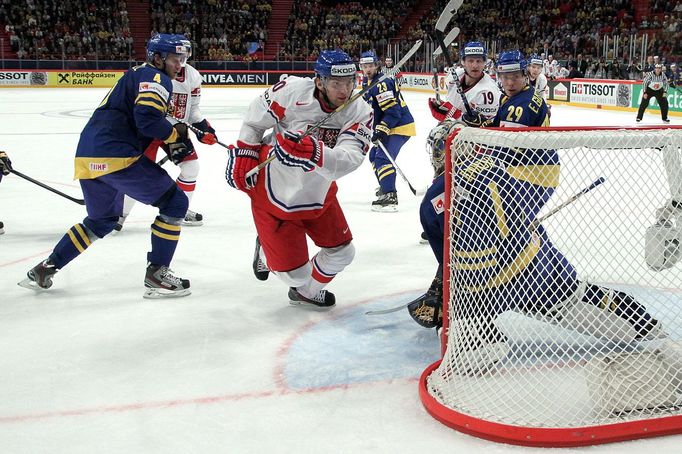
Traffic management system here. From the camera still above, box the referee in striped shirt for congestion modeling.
[636,63,670,123]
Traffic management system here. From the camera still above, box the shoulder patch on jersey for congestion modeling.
[191,87,201,96]
[431,192,445,214]
[376,90,395,103]
[139,81,170,100]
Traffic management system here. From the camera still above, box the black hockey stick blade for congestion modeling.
[433,27,460,56]
[10,169,85,205]
[435,0,464,33]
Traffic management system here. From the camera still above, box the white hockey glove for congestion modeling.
[645,200,682,271]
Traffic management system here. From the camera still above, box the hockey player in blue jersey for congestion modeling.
[20,34,194,299]
[359,51,416,211]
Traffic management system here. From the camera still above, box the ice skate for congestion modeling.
[371,191,398,212]
[143,263,191,299]
[288,287,336,308]
[0,221,4,235]
[419,231,429,244]
[18,259,58,290]
[113,215,127,232]
[252,237,270,281]
[182,210,203,226]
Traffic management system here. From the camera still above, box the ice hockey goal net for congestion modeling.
[419,126,682,447]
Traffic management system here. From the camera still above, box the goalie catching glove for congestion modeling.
[274,131,324,172]
[428,98,461,123]
[165,123,195,165]
[225,141,260,192]
[191,119,218,145]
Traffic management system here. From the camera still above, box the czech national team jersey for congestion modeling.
[168,64,203,125]
[445,68,501,119]
[361,72,415,136]
[74,63,175,179]
[493,86,550,128]
[239,76,373,219]
[528,72,548,101]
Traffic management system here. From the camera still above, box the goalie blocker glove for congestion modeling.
[225,141,260,191]
[191,119,218,145]
[274,131,324,171]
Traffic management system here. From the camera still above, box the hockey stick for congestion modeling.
[167,116,231,149]
[10,169,85,205]
[157,116,231,166]
[530,177,606,231]
[376,140,417,195]
[365,293,423,315]
[432,27,460,102]
[434,0,474,117]
[245,40,424,179]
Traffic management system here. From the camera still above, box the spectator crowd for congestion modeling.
[1,0,133,60]
[1,0,681,78]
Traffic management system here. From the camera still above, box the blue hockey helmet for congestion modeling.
[359,51,379,66]
[146,34,190,64]
[528,53,543,67]
[460,41,487,60]
[315,50,357,79]
[497,49,527,74]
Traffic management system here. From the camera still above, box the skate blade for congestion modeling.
[181,219,203,227]
[143,288,192,299]
[419,238,429,245]
[289,300,335,310]
[371,205,398,213]
[17,278,50,290]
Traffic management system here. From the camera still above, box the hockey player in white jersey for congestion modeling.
[428,41,501,123]
[225,49,373,308]
[117,37,217,230]
[527,54,549,104]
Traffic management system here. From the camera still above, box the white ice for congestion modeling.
[0,87,680,453]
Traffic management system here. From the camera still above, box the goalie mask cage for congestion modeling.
[419,126,682,447]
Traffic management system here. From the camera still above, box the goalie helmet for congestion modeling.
[359,51,379,66]
[146,34,190,64]
[460,41,487,60]
[497,49,527,74]
[314,50,356,79]
[426,120,460,174]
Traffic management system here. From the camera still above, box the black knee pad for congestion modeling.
[153,185,188,219]
[84,216,119,239]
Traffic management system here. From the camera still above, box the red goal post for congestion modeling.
[419,125,682,447]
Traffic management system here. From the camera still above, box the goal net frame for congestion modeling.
[419,125,682,447]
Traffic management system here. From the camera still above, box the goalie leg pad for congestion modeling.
[586,348,682,418]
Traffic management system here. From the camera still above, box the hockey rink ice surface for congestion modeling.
[0,87,680,453]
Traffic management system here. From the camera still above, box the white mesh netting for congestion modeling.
[424,127,682,433]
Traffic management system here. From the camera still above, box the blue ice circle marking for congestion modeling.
[282,292,440,390]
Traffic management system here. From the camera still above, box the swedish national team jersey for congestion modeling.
[361,72,416,136]
[74,63,176,180]
[493,86,549,128]
[451,153,576,311]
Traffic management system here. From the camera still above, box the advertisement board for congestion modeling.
[51,71,123,86]
[0,71,49,86]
